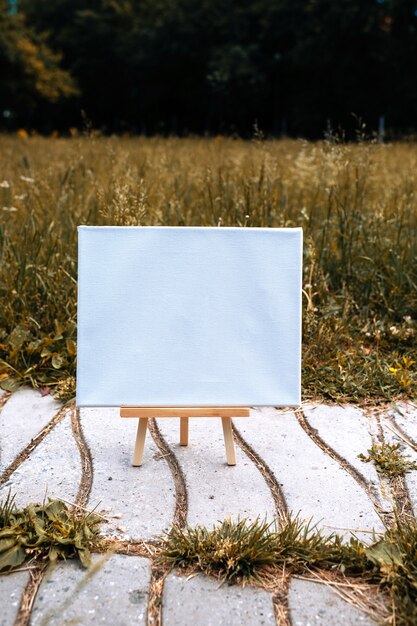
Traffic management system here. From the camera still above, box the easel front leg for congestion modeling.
[133,417,148,466]
[180,416,189,446]
[221,417,236,466]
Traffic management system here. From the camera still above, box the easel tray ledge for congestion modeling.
[120,406,250,418]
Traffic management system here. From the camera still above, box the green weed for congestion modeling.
[359,443,417,477]
[0,493,102,571]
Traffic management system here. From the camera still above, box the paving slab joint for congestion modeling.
[271,575,291,626]
[71,406,94,508]
[385,416,417,454]
[13,563,44,626]
[370,412,415,522]
[232,421,289,522]
[148,418,188,528]
[147,562,170,626]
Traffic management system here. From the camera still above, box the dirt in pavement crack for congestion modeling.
[71,407,94,509]
[373,414,415,522]
[271,574,291,626]
[385,415,417,453]
[147,562,170,626]
[0,403,70,487]
[13,567,44,626]
[232,422,289,524]
[148,417,188,529]
[389,474,415,520]
[146,418,189,625]
[295,407,391,527]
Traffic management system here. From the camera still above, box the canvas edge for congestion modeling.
[75,226,303,408]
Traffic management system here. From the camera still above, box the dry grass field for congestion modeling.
[0,134,416,402]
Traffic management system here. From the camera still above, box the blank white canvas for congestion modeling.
[76,226,302,407]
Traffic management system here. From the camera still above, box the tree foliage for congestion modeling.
[5,0,417,136]
[0,0,78,122]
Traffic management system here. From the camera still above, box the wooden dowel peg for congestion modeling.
[221,416,236,466]
[133,417,148,466]
[180,416,189,446]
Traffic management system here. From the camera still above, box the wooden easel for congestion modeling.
[120,406,250,466]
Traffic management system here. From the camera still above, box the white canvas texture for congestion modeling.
[76,226,302,407]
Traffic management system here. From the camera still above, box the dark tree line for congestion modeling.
[2,0,417,137]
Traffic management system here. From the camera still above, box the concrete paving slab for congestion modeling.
[288,578,376,625]
[304,404,392,511]
[0,571,29,626]
[163,572,275,626]
[156,416,275,527]
[0,411,80,508]
[0,388,61,471]
[80,408,175,540]
[31,554,150,626]
[234,408,385,540]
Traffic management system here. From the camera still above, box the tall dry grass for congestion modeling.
[0,135,416,401]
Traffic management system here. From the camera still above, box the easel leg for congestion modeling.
[221,417,236,466]
[180,416,189,446]
[133,417,148,466]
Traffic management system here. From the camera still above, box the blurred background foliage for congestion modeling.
[1,0,417,137]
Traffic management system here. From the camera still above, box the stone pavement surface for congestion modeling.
[288,579,374,625]
[1,388,416,625]
[0,571,29,626]
[163,573,275,626]
[31,555,150,626]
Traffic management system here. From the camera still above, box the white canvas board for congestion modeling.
[76,226,302,407]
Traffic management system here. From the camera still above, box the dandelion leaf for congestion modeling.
[0,542,26,571]
[366,540,403,568]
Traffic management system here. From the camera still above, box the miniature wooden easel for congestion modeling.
[120,407,250,466]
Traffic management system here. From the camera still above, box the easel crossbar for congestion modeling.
[120,406,250,418]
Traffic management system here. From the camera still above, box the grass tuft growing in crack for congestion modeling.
[158,515,417,625]
[0,493,102,572]
[358,443,417,477]
[158,518,279,583]
[157,516,369,584]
